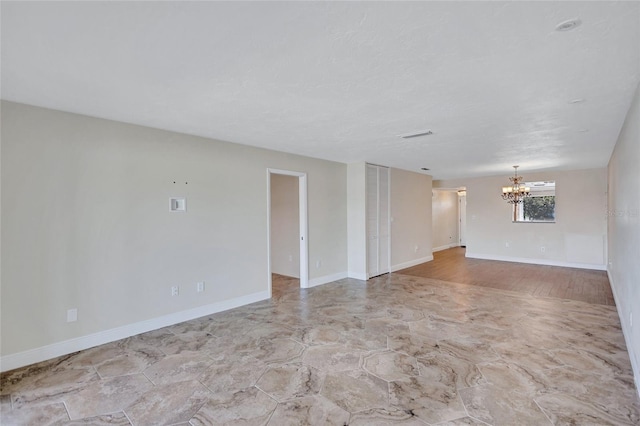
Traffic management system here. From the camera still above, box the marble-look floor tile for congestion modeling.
[491,341,563,371]
[143,351,214,385]
[477,360,546,397]
[459,383,552,425]
[364,317,411,335]
[64,411,132,425]
[321,370,389,413]
[267,395,349,425]
[437,339,499,364]
[10,367,100,409]
[417,352,484,390]
[199,355,268,394]
[388,333,439,359]
[409,318,461,341]
[436,416,489,425]
[248,338,305,364]
[256,363,323,402]
[63,374,153,420]
[535,391,640,425]
[385,307,426,322]
[94,346,165,378]
[159,331,219,355]
[2,272,637,425]
[348,407,429,425]
[0,401,69,425]
[302,344,363,373]
[190,387,277,426]
[291,325,343,346]
[125,379,210,425]
[389,376,467,424]
[363,351,419,382]
[549,347,629,377]
[342,328,389,351]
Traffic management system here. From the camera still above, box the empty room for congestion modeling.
[1,1,639,425]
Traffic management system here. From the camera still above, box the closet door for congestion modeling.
[367,164,390,278]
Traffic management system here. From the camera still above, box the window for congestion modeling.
[514,181,555,223]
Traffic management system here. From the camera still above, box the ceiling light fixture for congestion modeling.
[421,167,430,171]
[501,166,531,205]
[399,130,433,139]
[555,18,582,32]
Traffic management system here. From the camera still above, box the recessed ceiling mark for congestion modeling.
[421,167,430,171]
[569,98,586,104]
[555,18,582,32]
[399,130,433,139]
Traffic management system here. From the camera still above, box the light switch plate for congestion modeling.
[170,197,186,212]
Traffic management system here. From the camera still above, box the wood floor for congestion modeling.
[397,247,615,306]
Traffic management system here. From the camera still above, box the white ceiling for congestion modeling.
[2,1,639,180]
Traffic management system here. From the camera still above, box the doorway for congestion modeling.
[458,191,467,247]
[267,169,308,295]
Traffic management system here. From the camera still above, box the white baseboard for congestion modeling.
[391,255,434,273]
[432,243,458,253]
[307,271,348,288]
[347,271,368,281]
[608,269,640,400]
[465,252,606,271]
[0,290,270,373]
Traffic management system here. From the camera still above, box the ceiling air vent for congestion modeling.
[398,130,433,139]
[555,18,581,32]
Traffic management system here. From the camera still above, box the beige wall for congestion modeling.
[435,168,607,269]
[390,168,433,270]
[270,174,299,278]
[1,101,347,364]
[608,83,640,393]
[432,190,459,251]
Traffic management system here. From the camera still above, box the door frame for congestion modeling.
[458,192,467,247]
[267,168,309,294]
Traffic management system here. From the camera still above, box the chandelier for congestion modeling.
[501,166,531,204]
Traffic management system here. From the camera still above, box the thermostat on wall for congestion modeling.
[170,197,186,212]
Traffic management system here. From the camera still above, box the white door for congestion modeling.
[367,164,390,278]
[459,194,467,247]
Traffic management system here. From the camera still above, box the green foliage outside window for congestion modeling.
[523,196,555,221]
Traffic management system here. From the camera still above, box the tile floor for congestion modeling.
[1,273,639,425]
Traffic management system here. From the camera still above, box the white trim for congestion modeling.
[348,271,368,281]
[432,243,458,253]
[391,255,434,272]
[266,169,309,291]
[608,269,640,400]
[307,271,348,288]
[465,252,606,271]
[0,290,269,372]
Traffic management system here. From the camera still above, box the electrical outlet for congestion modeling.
[540,246,545,253]
[67,308,78,323]
[197,282,205,293]
[316,260,322,268]
[631,312,633,329]
[171,285,179,296]
[505,242,510,248]
[288,254,293,262]
[414,245,420,253]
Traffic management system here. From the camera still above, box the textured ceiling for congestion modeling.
[2,1,639,179]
